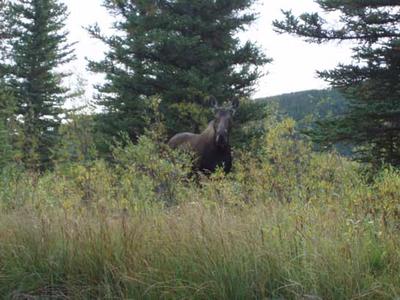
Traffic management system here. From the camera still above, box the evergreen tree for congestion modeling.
[0,1,15,168]
[5,0,75,170]
[0,1,11,75]
[0,86,14,168]
[56,113,98,165]
[88,0,269,144]
[274,1,400,168]
[0,1,7,50]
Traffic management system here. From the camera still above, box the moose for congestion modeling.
[168,97,238,174]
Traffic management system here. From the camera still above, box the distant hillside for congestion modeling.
[248,89,351,155]
[256,89,347,125]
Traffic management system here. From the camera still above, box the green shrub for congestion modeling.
[1,118,400,299]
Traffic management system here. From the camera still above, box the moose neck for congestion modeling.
[201,121,216,141]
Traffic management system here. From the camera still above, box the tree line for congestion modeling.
[0,0,399,171]
[274,0,400,168]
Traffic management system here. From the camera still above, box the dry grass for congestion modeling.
[0,119,400,299]
[0,199,399,299]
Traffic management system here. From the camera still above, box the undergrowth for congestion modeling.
[0,119,399,299]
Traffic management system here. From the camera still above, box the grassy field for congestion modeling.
[0,119,399,299]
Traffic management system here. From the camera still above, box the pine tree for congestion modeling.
[274,1,400,168]
[6,0,75,170]
[0,1,10,75]
[0,1,7,48]
[0,86,17,168]
[88,0,269,144]
[56,112,98,165]
[0,1,15,168]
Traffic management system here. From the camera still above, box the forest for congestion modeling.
[0,0,400,299]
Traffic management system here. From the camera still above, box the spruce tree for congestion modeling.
[88,0,269,143]
[0,1,14,168]
[6,0,75,170]
[0,1,11,75]
[0,87,16,168]
[274,1,400,168]
[0,1,7,49]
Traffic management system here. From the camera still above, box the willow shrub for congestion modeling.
[0,117,399,221]
[0,118,400,299]
[199,118,363,210]
[0,136,195,212]
[1,117,399,222]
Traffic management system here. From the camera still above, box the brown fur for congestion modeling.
[168,119,232,174]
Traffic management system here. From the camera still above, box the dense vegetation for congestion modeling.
[274,0,400,168]
[0,0,400,298]
[257,89,347,125]
[1,118,400,299]
[88,0,269,147]
[4,0,75,170]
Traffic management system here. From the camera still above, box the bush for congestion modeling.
[0,118,400,299]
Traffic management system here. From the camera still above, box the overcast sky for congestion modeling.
[64,0,355,102]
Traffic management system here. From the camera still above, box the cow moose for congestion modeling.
[168,97,239,174]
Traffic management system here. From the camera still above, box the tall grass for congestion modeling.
[0,119,399,299]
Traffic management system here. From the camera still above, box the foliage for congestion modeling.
[0,1,10,67]
[88,0,269,146]
[0,3,15,169]
[230,97,275,150]
[274,1,400,169]
[111,134,193,206]
[256,89,352,154]
[56,113,98,165]
[4,0,75,170]
[258,89,348,126]
[1,1,400,297]
[1,118,400,298]
[0,82,19,169]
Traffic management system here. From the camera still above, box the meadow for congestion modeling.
[0,118,399,299]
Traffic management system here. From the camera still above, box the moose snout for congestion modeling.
[216,132,228,148]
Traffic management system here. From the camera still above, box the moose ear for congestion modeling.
[209,95,217,107]
[230,96,239,115]
[209,95,219,113]
[231,96,240,109]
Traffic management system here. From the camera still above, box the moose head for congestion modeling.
[209,96,239,149]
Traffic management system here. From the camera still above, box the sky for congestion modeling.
[64,0,355,103]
